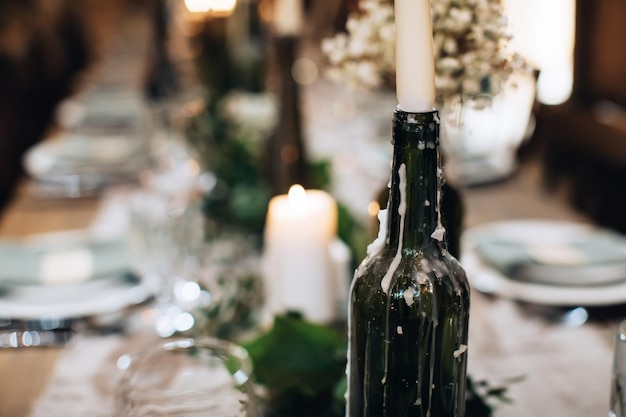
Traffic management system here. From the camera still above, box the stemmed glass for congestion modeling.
[127,87,216,337]
[127,189,211,337]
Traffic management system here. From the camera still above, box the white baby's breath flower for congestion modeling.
[345,16,359,33]
[453,8,473,25]
[321,0,528,101]
[360,0,382,12]
[356,61,383,88]
[435,75,459,93]
[432,3,448,16]
[442,37,458,54]
[347,37,368,58]
[378,24,395,43]
[462,78,481,95]
[321,35,348,65]
[439,56,462,72]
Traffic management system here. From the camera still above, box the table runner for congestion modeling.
[467,294,614,417]
[29,332,158,417]
[27,182,617,416]
[29,291,615,417]
[29,335,125,417]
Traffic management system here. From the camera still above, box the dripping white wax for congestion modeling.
[430,167,445,241]
[381,163,407,293]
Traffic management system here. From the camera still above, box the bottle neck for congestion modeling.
[268,35,308,195]
[386,109,443,252]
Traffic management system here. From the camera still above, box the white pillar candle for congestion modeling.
[328,238,352,321]
[262,185,338,323]
[273,0,304,36]
[394,0,436,112]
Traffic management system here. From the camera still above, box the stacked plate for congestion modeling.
[23,88,152,198]
[461,219,626,306]
[0,231,151,323]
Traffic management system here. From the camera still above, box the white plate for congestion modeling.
[0,230,152,320]
[0,232,130,286]
[461,219,626,306]
[0,273,152,320]
[22,131,149,198]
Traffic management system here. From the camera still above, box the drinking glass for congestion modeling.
[127,190,211,337]
[610,320,626,417]
[116,337,260,417]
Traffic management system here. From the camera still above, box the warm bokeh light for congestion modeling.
[183,159,201,177]
[292,58,319,86]
[258,0,274,23]
[280,144,300,164]
[503,0,576,105]
[184,0,211,13]
[536,64,574,105]
[184,0,237,16]
[368,201,381,218]
[287,184,307,210]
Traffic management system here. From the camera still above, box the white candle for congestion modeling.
[262,185,338,323]
[395,0,436,112]
[273,0,304,36]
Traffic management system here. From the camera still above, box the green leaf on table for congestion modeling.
[465,375,524,417]
[243,313,347,397]
[243,314,518,417]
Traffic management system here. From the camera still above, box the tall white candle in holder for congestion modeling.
[273,0,304,36]
[262,185,338,323]
[394,0,436,112]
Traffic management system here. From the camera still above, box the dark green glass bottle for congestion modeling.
[375,177,464,259]
[266,34,309,196]
[347,109,470,417]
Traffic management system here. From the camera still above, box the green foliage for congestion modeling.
[309,159,333,191]
[199,271,263,340]
[466,374,524,416]
[336,202,370,271]
[466,377,497,417]
[243,314,347,417]
[243,314,347,397]
[201,111,272,237]
[244,314,516,417]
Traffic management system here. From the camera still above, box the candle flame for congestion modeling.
[288,184,307,210]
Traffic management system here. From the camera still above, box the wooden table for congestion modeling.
[0,2,161,415]
[0,184,103,417]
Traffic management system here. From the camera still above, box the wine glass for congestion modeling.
[127,82,217,337]
[116,337,260,417]
[127,189,212,337]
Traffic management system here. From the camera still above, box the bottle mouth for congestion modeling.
[394,108,439,124]
[392,108,440,148]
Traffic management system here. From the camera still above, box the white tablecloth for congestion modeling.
[468,292,614,417]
